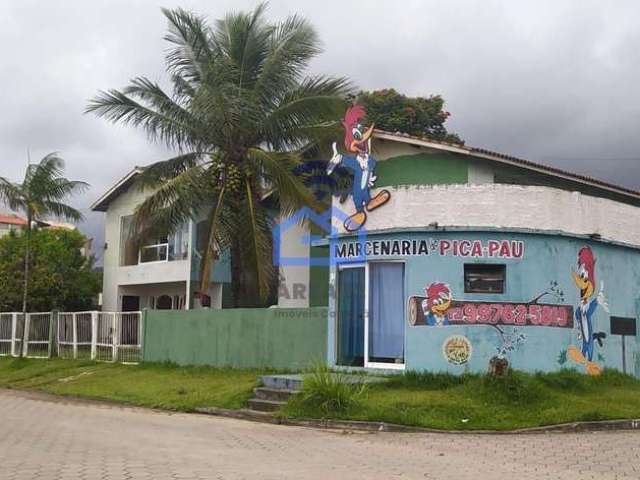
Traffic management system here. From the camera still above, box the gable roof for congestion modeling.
[91,167,144,212]
[373,130,640,202]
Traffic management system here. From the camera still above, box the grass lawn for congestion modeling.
[0,357,260,411]
[3,357,640,431]
[280,368,640,431]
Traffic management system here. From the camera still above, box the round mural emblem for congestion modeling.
[442,335,472,365]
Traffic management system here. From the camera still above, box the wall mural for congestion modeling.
[326,105,391,232]
[567,246,609,376]
[408,246,612,375]
[408,280,574,368]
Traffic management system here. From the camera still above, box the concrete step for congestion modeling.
[260,374,304,391]
[253,387,297,402]
[247,398,284,413]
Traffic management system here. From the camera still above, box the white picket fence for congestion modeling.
[0,311,142,363]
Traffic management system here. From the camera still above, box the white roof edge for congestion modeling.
[90,167,144,212]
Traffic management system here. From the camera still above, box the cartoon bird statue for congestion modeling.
[421,282,452,326]
[567,246,608,375]
[326,105,391,231]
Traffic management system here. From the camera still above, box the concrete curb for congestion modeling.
[195,406,640,435]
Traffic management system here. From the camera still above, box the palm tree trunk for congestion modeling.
[21,215,31,314]
[21,214,31,357]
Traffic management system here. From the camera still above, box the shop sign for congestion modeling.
[333,238,525,261]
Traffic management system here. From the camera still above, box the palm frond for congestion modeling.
[261,75,351,149]
[247,148,316,216]
[86,88,199,150]
[256,13,321,104]
[0,177,26,212]
[136,152,206,189]
[132,164,212,238]
[162,7,216,83]
[41,201,84,223]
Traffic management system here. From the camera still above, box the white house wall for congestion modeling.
[332,184,640,248]
[102,185,190,311]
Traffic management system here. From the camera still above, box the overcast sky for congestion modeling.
[1,0,639,261]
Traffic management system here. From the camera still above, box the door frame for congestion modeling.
[336,260,406,370]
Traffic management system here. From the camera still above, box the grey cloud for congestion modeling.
[1,0,639,262]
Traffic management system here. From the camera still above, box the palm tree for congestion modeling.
[0,153,88,314]
[87,4,352,306]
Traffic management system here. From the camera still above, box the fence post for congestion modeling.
[72,313,78,359]
[10,313,17,357]
[22,313,30,357]
[112,313,118,362]
[91,311,98,360]
[48,311,57,358]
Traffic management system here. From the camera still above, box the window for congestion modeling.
[464,264,506,294]
[120,215,189,266]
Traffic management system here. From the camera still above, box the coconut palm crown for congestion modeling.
[86,4,352,305]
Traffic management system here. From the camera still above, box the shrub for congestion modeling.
[297,364,367,416]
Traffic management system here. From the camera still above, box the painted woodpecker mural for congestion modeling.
[421,282,452,326]
[567,246,608,375]
[326,105,391,231]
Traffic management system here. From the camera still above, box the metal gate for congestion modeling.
[0,313,24,357]
[57,311,142,363]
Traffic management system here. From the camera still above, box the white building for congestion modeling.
[91,168,230,312]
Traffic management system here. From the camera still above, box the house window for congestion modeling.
[464,264,506,294]
[119,215,138,266]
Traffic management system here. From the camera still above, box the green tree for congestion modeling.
[87,4,351,306]
[357,89,463,144]
[0,228,100,312]
[0,154,88,313]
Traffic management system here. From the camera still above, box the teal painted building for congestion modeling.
[321,130,640,376]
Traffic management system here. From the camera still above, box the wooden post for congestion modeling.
[90,311,98,360]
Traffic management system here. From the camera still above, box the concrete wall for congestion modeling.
[332,184,640,248]
[143,307,328,369]
[328,230,640,376]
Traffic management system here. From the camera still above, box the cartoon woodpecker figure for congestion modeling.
[421,282,452,326]
[567,246,608,376]
[326,105,391,232]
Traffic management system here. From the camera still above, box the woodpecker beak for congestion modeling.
[572,271,593,301]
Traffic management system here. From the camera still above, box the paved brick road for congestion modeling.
[1,389,640,479]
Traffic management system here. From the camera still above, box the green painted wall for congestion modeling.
[143,307,327,369]
[375,153,468,187]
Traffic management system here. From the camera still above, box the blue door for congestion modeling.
[337,266,365,366]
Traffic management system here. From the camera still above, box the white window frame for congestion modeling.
[138,242,170,264]
[336,260,406,371]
